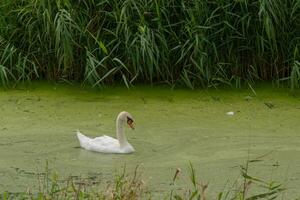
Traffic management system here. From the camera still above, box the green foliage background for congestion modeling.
[1,0,300,88]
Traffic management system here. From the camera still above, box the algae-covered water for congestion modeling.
[0,83,299,198]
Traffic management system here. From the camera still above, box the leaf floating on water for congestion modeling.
[249,159,263,163]
[264,102,275,109]
[272,161,279,167]
[244,96,253,101]
[226,111,234,115]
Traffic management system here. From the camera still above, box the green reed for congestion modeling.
[0,161,286,200]
[1,0,300,88]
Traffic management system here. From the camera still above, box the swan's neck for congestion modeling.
[116,117,128,147]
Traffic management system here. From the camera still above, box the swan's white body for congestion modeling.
[76,111,135,154]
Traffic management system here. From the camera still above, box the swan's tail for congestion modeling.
[76,130,91,150]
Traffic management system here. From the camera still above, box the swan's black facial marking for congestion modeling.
[127,116,133,123]
[127,116,135,129]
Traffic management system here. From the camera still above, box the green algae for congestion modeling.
[0,83,299,198]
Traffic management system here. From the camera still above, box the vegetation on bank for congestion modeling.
[0,161,285,200]
[1,0,300,89]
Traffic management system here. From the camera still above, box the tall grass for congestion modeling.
[170,161,285,200]
[0,161,286,200]
[1,165,147,200]
[1,0,300,88]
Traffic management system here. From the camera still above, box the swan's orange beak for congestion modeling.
[129,122,135,129]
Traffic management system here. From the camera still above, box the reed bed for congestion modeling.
[1,0,300,88]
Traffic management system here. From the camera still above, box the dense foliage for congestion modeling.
[1,0,300,88]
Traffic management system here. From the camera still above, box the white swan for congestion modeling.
[76,111,135,154]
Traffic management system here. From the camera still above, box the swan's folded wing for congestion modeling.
[77,131,122,153]
[88,135,120,153]
[92,135,118,145]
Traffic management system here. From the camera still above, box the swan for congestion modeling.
[76,111,135,154]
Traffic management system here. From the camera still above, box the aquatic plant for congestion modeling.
[169,161,285,200]
[1,0,300,88]
[0,161,286,200]
[0,165,148,200]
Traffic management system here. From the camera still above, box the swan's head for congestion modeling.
[118,111,135,129]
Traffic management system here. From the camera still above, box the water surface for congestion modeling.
[0,83,299,198]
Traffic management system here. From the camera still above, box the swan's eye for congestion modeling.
[127,117,135,129]
[127,117,133,123]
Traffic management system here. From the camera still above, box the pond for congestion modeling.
[0,83,299,198]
